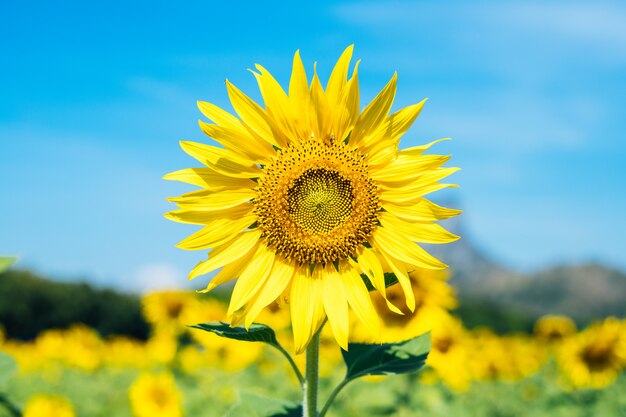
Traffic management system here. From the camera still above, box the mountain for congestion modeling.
[428,216,626,326]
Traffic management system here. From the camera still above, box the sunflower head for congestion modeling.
[165,46,460,352]
[23,395,75,417]
[534,314,577,343]
[557,317,626,388]
[129,372,183,417]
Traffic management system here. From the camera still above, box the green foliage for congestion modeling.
[226,392,301,417]
[191,322,280,348]
[0,259,15,274]
[0,353,17,386]
[0,269,149,340]
[455,297,536,334]
[342,333,430,380]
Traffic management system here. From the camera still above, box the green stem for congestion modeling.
[274,344,305,386]
[0,393,22,417]
[303,329,321,417]
[319,378,351,417]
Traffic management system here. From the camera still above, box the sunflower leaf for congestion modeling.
[225,392,302,417]
[0,257,16,274]
[342,332,430,380]
[0,353,17,385]
[191,321,280,347]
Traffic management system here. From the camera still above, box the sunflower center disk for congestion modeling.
[254,138,380,265]
[288,169,353,234]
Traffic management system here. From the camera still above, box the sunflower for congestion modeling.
[142,291,197,334]
[129,372,183,417]
[23,395,75,417]
[557,317,626,389]
[351,268,457,343]
[165,46,460,353]
[534,315,577,343]
[426,315,472,391]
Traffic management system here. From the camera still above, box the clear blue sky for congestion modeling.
[1,0,625,291]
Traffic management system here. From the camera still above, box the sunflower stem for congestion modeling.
[319,378,350,417]
[303,329,321,417]
[274,344,305,386]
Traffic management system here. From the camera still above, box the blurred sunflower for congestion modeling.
[142,291,197,334]
[426,315,472,391]
[23,395,75,417]
[557,317,626,389]
[165,45,460,352]
[129,372,183,417]
[351,268,456,343]
[534,315,577,343]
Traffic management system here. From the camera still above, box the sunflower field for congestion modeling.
[1,285,625,417]
[2,43,626,417]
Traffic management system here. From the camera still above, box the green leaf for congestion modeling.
[0,353,17,385]
[225,392,302,417]
[342,332,430,380]
[0,257,16,274]
[191,322,280,348]
[361,272,399,292]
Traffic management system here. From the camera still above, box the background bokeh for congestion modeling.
[1,2,626,417]
[2,0,625,291]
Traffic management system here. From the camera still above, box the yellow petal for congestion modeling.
[163,168,256,190]
[379,212,460,244]
[373,227,447,270]
[169,188,256,210]
[252,65,296,144]
[340,260,380,341]
[197,100,244,131]
[189,230,261,281]
[244,258,295,328]
[165,203,253,225]
[310,64,331,140]
[326,45,354,110]
[321,264,349,350]
[198,121,271,163]
[352,73,397,145]
[198,246,255,292]
[383,199,462,222]
[331,60,360,142]
[288,50,312,140]
[355,246,385,294]
[291,267,325,354]
[365,138,398,168]
[228,244,275,316]
[377,249,416,312]
[352,247,403,315]
[400,138,451,157]
[177,215,256,250]
[379,169,460,203]
[179,141,261,178]
[226,80,283,148]
[371,155,451,183]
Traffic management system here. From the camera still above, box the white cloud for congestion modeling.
[131,262,188,294]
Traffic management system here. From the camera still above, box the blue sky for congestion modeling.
[1,0,625,291]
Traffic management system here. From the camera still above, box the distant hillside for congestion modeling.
[0,269,149,340]
[429,216,626,326]
[467,264,626,324]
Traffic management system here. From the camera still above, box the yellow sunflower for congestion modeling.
[351,268,457,343]
[557,317,626,389]
[165,46,460,353]
[129,372,183,417]
[23,395,75,417]
[142,291,197,334]
[534,314,577,343]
